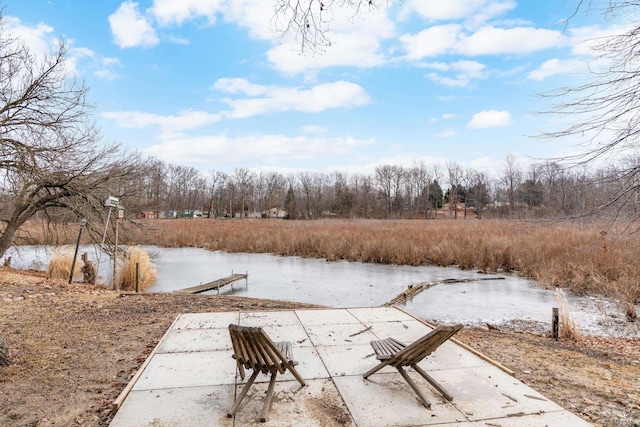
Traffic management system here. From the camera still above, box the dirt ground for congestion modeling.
[0,268,638,427]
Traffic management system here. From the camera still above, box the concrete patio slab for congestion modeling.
[230,379,353,426]
[110,385,235,427]
[429,366,565,421]
[304,322,379,346]
[173,312,240,330]
[157,328,231,353]
[239,310,300,327]
[295,308,360,325]
[314,343,376,377]
[133,351,236,390]
[334,374,469,426]
[349,306,417,323]
[110,307,592,427]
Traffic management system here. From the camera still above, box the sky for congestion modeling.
[2,0,626,176]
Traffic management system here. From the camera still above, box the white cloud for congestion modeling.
[109,1,159,48]
[222,0,277,41]
[422,60,486,87]
[143,133,374,166]
[266,7,395,75]
[3,16,54,58]
[401,25,462,59]
[150,0,225,26]
[429,113,456,122]
[436,130,457,138]
[101,110,221,132]
[166,34,190,45]
[402,25,565,60]
[401,0,516,25]
[300,125,327,133]
[527,58,586,81]
[103,79,369,133]
[467,110,512,128]
[568,24,628,56]
[459,26,564,55]
[212,79,371,118]
[3,15,126,80]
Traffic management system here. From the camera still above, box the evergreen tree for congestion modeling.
[284,186,297,220]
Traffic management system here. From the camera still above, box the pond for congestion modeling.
[3,245,638,337]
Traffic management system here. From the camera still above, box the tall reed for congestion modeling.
[47,247,80,280]
[556,288,582,341]
[117,246,158,292]
[134,218,640,310]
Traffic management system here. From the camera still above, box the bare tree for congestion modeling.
[265,171,286,217]
[272,0,380,53]
[233,167,256,218]
[208,170,227,218]
[0,20,144,259]
[541,2,640,223]
[500,153,522,216]
[446,161,463,219]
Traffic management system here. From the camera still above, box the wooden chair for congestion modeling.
[227,324,306,422]
[363,324,463,409]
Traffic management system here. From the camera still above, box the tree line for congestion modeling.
[127,152,639,223]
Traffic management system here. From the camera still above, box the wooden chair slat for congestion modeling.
[363,324,463,409]
[228,324,306,422]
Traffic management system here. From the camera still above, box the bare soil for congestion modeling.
[0,268,638,427]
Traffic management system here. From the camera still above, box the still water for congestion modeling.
[4,245,637,336]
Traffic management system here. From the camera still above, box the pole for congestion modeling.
[113,216,119,290]
[101,207,113,247]
[69,218,86,284]
[135,262,140,293]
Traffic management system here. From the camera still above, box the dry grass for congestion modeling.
[46,247,81,280]
[556,288,582,342]
[133,218,640,310]
[117,246,158,292]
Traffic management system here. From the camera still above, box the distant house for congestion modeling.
[263,207,287,218]
[140,211,156,219]
[160,211,178,219]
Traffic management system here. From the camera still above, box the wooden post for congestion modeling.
[135,262,140,293]
[552,307,559,340]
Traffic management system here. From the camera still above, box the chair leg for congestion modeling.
[259,372,278,422]
[363,359,393,379]
[236,360,245,380]
[396,366,432,409]
[413,364,454,401]
[228,369,260,418]
[286,364,307,387]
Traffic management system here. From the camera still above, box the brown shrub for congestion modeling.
[47,247,80,280]
[117,246,158,292]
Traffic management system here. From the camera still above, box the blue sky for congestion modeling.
[3,0,624,175]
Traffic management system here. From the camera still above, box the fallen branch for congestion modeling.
[349,326,372,337]
[385,276,506,306]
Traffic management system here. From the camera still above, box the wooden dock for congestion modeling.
[174,273,248,294]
